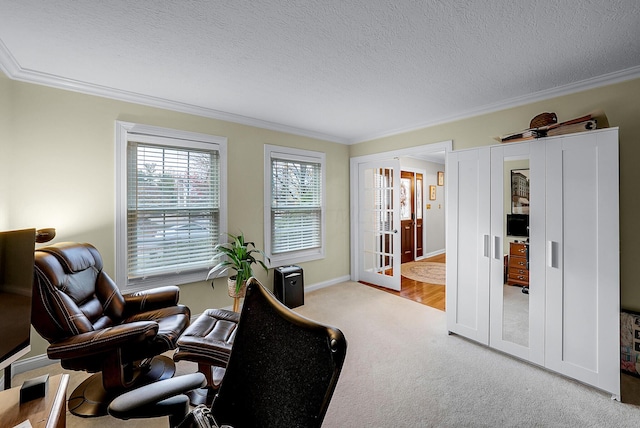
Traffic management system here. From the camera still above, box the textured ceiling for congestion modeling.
[1,1,639,144]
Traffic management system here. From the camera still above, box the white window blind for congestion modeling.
[270,156,322,255]
[127,141,220,279]
[116,121,227,289]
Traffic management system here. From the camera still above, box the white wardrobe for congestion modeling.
[446,127,620,398]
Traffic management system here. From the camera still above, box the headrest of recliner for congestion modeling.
[37,242,102,273]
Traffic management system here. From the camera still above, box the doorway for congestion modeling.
[350,141,451,309]
[400,170,424,264]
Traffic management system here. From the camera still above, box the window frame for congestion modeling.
[264,144,326,267]
[115,121,227,290]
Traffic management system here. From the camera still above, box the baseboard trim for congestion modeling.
[12,353,57,375]
[0,353,58,388]
[305,275,351,293]
[416,248,445,261]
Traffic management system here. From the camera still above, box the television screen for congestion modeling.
[0,229,35,372]
[507,214,529,237]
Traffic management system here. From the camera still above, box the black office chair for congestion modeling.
[109,277,347,427]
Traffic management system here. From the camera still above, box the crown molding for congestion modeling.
[350,65,640,144]
[0,39,348,145]
[0,38,19,76]
[3,38,639,146]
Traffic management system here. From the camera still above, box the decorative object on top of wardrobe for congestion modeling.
[529,112,557,128]
[495,109,609,143]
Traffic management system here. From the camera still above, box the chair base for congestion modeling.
[185,366,226,406]
[68,355,176,417]
[68,373,109,417]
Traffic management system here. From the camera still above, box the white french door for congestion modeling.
[357,160,401,290]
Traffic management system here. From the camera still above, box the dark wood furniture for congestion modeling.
[507,242,529,287]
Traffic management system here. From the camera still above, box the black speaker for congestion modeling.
[273,265,304,308]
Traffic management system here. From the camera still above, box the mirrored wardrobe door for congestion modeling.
[489,141,544,365]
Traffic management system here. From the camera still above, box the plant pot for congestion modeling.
[227,277,247,298]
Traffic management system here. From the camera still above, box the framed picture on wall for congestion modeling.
[429,185,436,200]
[511,169,530,214]
[437,171,444,186]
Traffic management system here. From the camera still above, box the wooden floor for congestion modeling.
[365,253,446,311]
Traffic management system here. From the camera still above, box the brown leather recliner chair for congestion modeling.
[32,242,191,417]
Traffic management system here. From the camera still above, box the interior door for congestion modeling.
[415,173,423,259]
[357,160,401,290]
[400,171,415,264]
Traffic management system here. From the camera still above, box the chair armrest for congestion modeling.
[46,321,159,360]
[108,373,207,421]
[123,285,180,315]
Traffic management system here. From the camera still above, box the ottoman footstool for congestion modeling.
[174,308,240,405]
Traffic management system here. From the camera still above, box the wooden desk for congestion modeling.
[0,374,68,428]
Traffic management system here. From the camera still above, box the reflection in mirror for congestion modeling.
[503,158,530,347]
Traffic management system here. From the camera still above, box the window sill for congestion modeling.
[123,268,209,292]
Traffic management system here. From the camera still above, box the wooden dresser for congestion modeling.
[507,242,529,287]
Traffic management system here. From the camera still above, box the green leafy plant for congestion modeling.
[207,232,269,293]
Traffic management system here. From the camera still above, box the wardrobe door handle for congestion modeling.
[483,235,490,258]
[494,235,501,260]
[547,241,558,268]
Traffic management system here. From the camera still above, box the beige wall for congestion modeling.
[4,71,640,359]
[351,77,640,311]
[0,73,11,227]
[1,74,350,357]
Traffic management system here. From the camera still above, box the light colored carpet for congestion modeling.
[400,261,446,284]
[502,283,529,347]
[13,281,640,427]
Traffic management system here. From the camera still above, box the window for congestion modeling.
[264,145,325,266]
[116,121,227,289]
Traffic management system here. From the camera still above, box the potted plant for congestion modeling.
[207,232,270,302]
